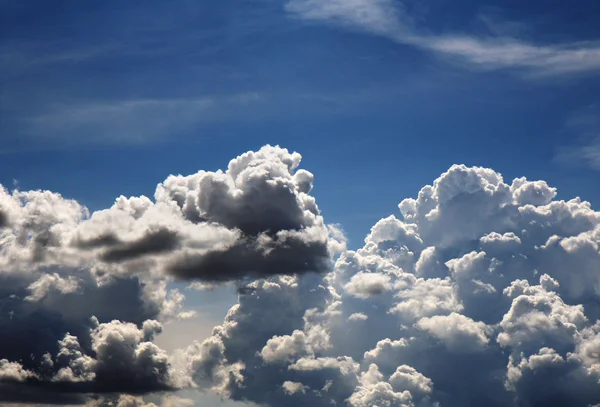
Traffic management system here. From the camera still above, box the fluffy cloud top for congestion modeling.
[4,146,600,407]
[0,145,341,404]
[179,161,600,407]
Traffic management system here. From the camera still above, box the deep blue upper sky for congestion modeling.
[2,0,600,248]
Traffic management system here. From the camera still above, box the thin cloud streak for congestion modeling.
[286,0,600,77]
[555,105,600,170]
[555,140,600,170]
[22,93,265,145]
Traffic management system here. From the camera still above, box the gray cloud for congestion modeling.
[99,229,181,263]
[0,272,182,403]
[0,210,8,228]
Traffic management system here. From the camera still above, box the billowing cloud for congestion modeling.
[74,145,338,282]
[5,146,600,406]
[181,161,600,407]
[0,145,342,403]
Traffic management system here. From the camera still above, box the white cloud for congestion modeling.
[344,272,393,299]
[416,312,490,351]
[388,365,433,397]
[6,145,600,406]
[286,0,600,77]
[0,145,343,404]
[348,312,368,322]
[347,364,414,407]
[0,359,37,382]
[180,157,600,407]
[260,330,313,363]
[286,0,409,38]
[282,380,308,395]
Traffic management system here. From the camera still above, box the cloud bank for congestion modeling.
[181,161,600,407]
[0,145,341,403]
[4,144,600,406]
[286,0,600,77]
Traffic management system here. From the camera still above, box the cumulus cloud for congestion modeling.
[286,0,600,77]
[0,145,338,285]
[6,145,600,407]
[344,273,393,299]
[282,381,308,395]
[260,330,313,363]
[348,312,368,322]
[416,312,490,352]
[0,145,342,403]
[180,160,600,407]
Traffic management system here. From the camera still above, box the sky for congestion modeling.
[2,1,600,407]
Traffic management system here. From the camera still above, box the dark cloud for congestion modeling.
[0,382,87,405]
[0,210,8,228]
[168,235,330,282]
[0,273,178,403]
[61,145,337,283]
[100,229,181,263]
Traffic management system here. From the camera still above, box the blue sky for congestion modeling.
[3,1,600,406]
[3,0,600,247]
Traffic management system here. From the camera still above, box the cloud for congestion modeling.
[161,395,195,407]
[286,0,410,38]
[1,145,338,283]
[344,273,393,299]
[113,395,159,407]
[0,274,182,403]
[346,364,416,407]
[260,330,313,364]
[0,145,342,403]
[282,381,308,395]
[555,105,600,170]
[348,312,368,322]
[286,0,600,77]
[557,140,600,170]
[180,159,600,407]
[6,144,600,406]
[22,93,264,145]
[416,312,491,352]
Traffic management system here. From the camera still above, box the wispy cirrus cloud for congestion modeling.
[286,0,412,38]
[21,93,264,145]
[285,0,600,77]
[555,105,600,170]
